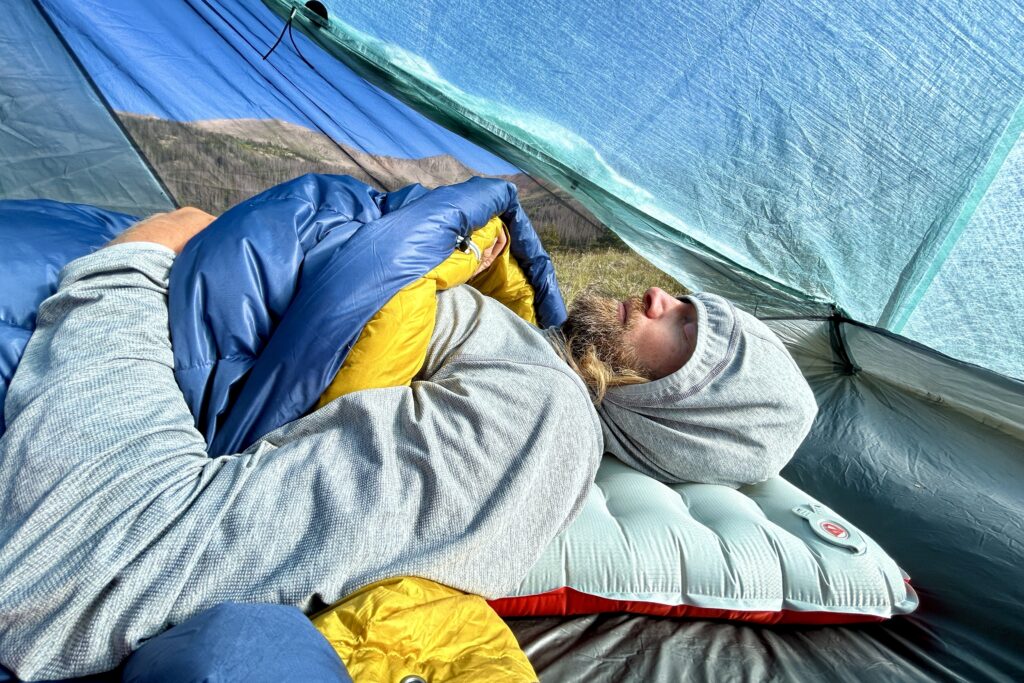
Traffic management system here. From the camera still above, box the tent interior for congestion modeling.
[2,0,1023,680]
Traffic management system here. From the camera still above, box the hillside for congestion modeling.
[118,113,609,246]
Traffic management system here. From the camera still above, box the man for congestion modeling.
[556,286,818,487]
[0,208,815,679]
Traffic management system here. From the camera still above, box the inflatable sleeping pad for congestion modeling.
[491,457,918,622]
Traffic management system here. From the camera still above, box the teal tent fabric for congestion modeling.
[0,2,172,215]
[268,0,1024,377]
[901,127,1024,380]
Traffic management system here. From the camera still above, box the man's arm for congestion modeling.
[0,231,600,679]
[3,208,216,512]
[105,207,216,253]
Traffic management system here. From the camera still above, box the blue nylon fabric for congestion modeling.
[0,604,349,682]
[0,200,137,436]
[121,603,350,683]
[169,173,564,455]
[36,0,517,176]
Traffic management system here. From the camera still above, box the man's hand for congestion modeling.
[472,226,508,278]
[105,207,217,254]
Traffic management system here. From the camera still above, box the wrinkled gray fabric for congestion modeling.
[0,244,602,680]
[596,292,818,487]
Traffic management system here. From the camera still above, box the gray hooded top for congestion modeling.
[597,292,818,488]
[0,245,602,679]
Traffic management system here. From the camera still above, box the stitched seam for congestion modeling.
[174,353,257,372]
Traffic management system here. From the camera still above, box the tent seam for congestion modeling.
[32,0,178,211]
[881,94,1024,333]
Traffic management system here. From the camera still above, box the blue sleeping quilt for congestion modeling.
[0,174,565,453]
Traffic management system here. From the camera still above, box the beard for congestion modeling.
[563,291,651,379]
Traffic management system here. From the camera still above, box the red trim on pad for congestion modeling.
[488,587,891,625]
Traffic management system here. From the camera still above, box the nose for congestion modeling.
[643,287,673,319]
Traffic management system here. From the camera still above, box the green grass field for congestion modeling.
[547,245,687,305]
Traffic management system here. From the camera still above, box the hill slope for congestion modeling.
[119,114,607,246]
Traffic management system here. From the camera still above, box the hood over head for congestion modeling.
[597,292,818,487]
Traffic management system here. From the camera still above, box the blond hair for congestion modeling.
[549,328,649,404]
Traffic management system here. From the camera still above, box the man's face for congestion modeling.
[566,287,698,380]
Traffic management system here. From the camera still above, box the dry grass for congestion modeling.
[548,245,687,305]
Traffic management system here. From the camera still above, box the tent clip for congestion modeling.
[262,8,297,60]
[829,306,859,376]
[263,3,330,63]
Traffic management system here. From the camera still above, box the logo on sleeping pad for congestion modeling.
[820,521,849,539]
[791,503,867,554]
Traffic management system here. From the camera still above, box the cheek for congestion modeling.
[662,329,696,376]
[664,343,690,376]
[632,327,686,379]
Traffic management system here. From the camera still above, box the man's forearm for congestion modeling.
[0,243,213,677]
[2,243,209,497]
[105,207,215,254]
